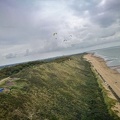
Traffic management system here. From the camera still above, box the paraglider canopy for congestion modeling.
[53,32,57,36]
[64,39,67,42]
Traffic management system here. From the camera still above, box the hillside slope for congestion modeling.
[0,54,117,120]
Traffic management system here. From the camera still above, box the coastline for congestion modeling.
[84,53,120,117]
[86,53,120,75]
[93,52,120,73]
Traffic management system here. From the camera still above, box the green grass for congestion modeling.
[0,54,119,120]
[95,72,119,120]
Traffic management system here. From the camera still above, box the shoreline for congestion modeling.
[92,52,120,73]
[84,53,120,98]
[84,53,120,117]
[93,53,120,73]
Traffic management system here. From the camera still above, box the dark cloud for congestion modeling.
[91,12,116,27]
[70,0,100,14]
[100,31,116,38]
[5,53,17,59]
[103,0,120,12]
[70,0,120,27]
[24,49,30,56]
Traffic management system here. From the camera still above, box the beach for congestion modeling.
[84,53,120,116]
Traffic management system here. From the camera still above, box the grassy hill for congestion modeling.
[0,54,118,120]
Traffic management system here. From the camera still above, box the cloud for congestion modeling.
[0,0,120,65]
[70,0,120,27]
[5,53,17,59]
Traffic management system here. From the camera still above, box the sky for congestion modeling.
[0,0,120,65]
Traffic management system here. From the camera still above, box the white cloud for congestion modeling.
[0,0,120,65]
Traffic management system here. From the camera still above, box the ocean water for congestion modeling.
[92,46,120,72]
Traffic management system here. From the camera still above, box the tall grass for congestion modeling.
[0,54,118,120]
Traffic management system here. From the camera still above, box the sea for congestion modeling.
[92,45,120,72]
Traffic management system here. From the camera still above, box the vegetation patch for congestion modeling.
[0,54,118,120]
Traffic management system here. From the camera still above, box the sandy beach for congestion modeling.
[84,53,120,98]
[84,53,120,116]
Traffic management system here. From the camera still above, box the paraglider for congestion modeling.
[53,32,57,36]
[64,39,67,42]
[53,33,58,40]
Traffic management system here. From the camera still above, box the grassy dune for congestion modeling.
[0,54,118,120]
